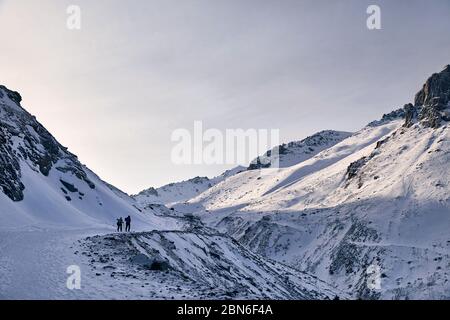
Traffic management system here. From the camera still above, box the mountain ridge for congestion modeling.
[181,65,450,299]
[134,130,353,207]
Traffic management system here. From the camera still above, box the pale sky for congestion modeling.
[1,0,449,194]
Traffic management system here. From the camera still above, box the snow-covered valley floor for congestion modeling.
[0,228,113,299]
[0,227,344,300]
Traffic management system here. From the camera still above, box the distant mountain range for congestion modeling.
[133,130,352,207]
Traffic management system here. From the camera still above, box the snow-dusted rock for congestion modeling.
[0,84,165,230]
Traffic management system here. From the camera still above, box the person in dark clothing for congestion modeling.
[117,217,123,232]
[125,215,131,232]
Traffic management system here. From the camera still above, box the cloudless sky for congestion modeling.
[1,0,449,193]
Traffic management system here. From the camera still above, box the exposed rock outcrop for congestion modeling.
[411,65,450,128]
[403,103,419,128]
[415,65,450,107]
[0,85,95,202]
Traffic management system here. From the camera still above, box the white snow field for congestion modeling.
[133,166,246,207]
[0,226,344,299]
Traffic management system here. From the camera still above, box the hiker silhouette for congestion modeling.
[125,215,131,232]
[116,217,123,232]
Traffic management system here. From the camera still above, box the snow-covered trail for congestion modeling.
[0,228,114,299]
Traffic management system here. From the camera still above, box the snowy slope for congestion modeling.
[188,119,401,214]
[189,66,450,299]
[134,166,245,206]
[0,223,345,299]
[0,84,177,231]
[248,130,352,170]
[135,131,351,208]
[74,230,343,299]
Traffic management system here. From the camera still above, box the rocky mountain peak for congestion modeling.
[404,65,450,128]
[0,85,22,106]
[415,65,450,107]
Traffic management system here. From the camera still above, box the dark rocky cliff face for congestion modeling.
[408,65,450,128]
[0,85,95,202]
[415,65,450,107]
[0,121,25,201]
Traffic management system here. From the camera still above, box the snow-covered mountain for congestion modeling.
[134,166,245,207]
[3,65,450,300]
[0,85,165,230]
[183,120,399,214]
[0,84,341,299]
[134,130,352,208]
[248,130,352,170]
[183,65,450,299]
